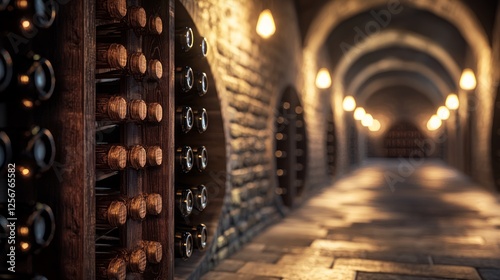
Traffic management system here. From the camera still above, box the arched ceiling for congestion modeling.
[297,0,496,133]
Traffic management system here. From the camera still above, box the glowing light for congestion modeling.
[315,68,332,89]
[361,114,374,127]
[20,167,30,176]
[256,9,276,39]
[20,242,30,251]
[22,99,34,108]
[19,75,29,84]
[353,107,366,121]
[19,227,29,236]
[427,115,442,131]
[21,20,31,29]
[445,94,459,110]
[369,119,381,132]
[437,106,450,120]
[342,96,356,112]
[460,68,476,91]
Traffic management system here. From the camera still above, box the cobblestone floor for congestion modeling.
[203,160,500,280]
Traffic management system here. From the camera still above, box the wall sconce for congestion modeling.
[353,107,365,121]
[427,115,442,131]
[437,106,450,120]
[342,96,356,111]
[445,93,459,110]
[256,9,276,39]
[369,119,381,132]
[459,68,477,91]
[315,68,332,89]
[361,114,373,127]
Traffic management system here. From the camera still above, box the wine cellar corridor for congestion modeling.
[1,0,500,279]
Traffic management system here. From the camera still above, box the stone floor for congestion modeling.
[202,159,500,280]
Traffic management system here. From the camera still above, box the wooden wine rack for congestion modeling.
[1,0,228,279]
[274,87,307,208]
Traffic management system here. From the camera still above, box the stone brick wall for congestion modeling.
[177,0,332,277]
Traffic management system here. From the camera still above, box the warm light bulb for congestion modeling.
[369,119,381,132]
[361,114,373,127]
[256,9,276,39]
[445,94,459,110]
[315,68,332,89]
[342,96,356,112]
[437,106,450,120]
[460,68,477,91]
[427,115,442,131]
[353,107,365,120]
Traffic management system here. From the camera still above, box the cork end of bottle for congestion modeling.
[108,145,128,170]
[108,44,127,69]
[145,241,163,264]
[129,249,147,273]
[146,145,163,167]
[108,0,127,19]
[107,201,127,227]
[128,195,147,220]
[108,96,127,121]
[145,193,162,215]
[129,99,147,121]
[148,60,163,80]
[107,257,127,280]
[128,6,147,29]
[147,103,163,123]
[129,53,147,75]
[150,16,163,35]
[129,145,146,169]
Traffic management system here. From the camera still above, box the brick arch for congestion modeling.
[347,59,452,104]
[333,30,461,100]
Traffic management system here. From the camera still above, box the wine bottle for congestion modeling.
[143,193,162,215]
[96,256,126,280]
[175,66,194,92]
[147,102,163,123]
[190,184,208,212]
[128,99,147,121]
[13,203,55,254]
[1,53,56,104]
[0,131,12,174]
[96,95,127,121]
[5,127,56,175]
[176,146,193,173]
[96,144,128,170]
[127,194,146,221]
[177,106,194,133]
[0,48,13,92]
[96,43,127,70]
[96,199,127,228]
[0,0,56,29]
[146,15,163,35]
[145,146,162,167]
[186,37,208,60]
[127,52,147,76]
[138,240,162,264]
[192,71,208,96]
[175,189,193,217]
[193,146,208,172]
[147,59,163,81]
[96,0,127,20]
[174,231,193,259]
[96,6,148,37]
[175,27,194,53]
[176,224,207,250]
[194,108,208,133]
[128,145,146,169]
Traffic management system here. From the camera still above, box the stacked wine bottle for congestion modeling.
[174,26,210,260]
[94,0,165,279]
[0,1,58,278]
